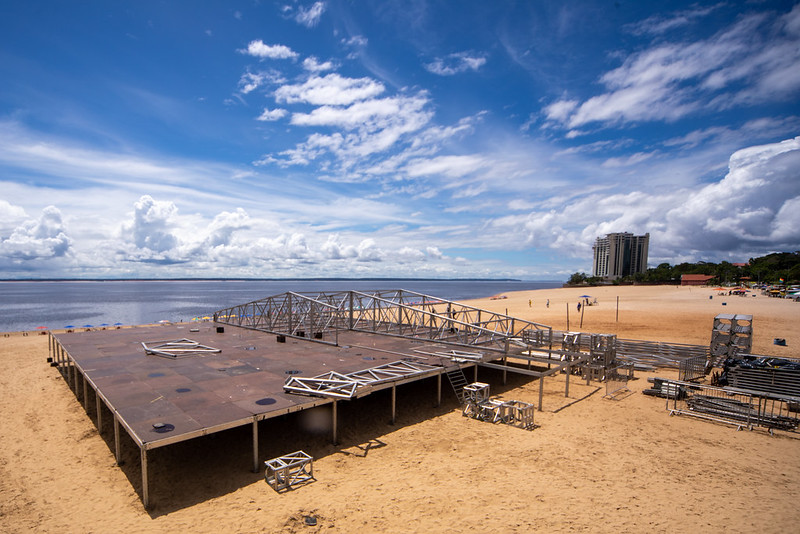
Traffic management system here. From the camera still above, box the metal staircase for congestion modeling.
[443,365,469,403]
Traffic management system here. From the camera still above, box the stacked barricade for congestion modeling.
[657,378,799,433]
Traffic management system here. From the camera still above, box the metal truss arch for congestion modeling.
[214,289,553,355]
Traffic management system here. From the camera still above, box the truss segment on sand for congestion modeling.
[213,289,552,354]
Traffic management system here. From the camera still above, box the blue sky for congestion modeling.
[1,1,799,280]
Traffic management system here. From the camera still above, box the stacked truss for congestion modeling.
[284,360,440,399]
[214,289,552,354]
[141,339,222,359]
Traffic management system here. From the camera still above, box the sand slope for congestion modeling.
[1,285,798,532]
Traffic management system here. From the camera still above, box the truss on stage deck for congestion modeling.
[284,360,440,399]
[141,339,222,359]
[213,289,552,354]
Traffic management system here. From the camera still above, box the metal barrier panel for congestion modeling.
[663,380,800,431]
[605,363,633,397]
[678,355,706,382]
[551,331,711,369]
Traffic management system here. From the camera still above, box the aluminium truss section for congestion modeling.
[141,339,222,359]
[284,360,440,400]
[344,289,552,353]
[214,291,347,340]
[265,450,314,492]
[214,289,553,355]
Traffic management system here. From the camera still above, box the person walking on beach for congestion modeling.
[546,299,550,308]
[577,302,582,312]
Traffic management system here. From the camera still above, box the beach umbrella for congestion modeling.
[579,295,592,298]
[114,322,124,326]
[83,324,93,328]
[99,323,110,327]
[36,326,48,330]
[64,325,75,329]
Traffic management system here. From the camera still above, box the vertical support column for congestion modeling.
[473,364,478,382]
[503,356,508,385]
[73,363,79,395]
[538,376,544,411]
[114,415,122,465]
[390,384,396,425]
[308,301,314,340]
[83,377,89,410]
[287,293,293,335]
[252,419,259,473]
[96,394,102,431]
[141,447,150,509]
[436,373,442,407]
[332,400,338,445]
[348,292,354,330]
[565,363,571,398]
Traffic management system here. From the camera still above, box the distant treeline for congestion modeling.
[568,251,800,286]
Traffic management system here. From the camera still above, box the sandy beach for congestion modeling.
[1,284,798,533]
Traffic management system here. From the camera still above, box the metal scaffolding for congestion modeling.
[213,289,552,355]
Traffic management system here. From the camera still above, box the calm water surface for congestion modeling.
[0,280,561,332]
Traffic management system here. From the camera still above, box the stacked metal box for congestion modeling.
[710,314,753,361]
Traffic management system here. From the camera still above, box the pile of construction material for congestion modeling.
[462,382,534,430]
[644,377,800,433]
[712,355,800,397]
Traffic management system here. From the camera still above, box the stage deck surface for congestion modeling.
[53,323,452,450]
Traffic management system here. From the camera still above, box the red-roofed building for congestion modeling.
[681,274,715,286]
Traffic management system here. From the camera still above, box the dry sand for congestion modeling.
[1,284,798,533]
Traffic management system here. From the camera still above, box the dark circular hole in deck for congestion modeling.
[175,387,191,393]
[255,397,277,406]
[285,369,302,375]
[148,372,165,378]
[152,423,175,433]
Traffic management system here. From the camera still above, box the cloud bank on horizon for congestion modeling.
[0,1,798,280]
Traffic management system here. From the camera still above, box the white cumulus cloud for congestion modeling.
[275,73,385,106]
[257,108,288,121]
[239,40,298,60]
[0,205,72,261]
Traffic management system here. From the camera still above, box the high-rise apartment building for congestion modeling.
[592,232,650,279]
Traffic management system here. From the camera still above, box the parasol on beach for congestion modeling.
[64,325,75,329]
[36,326,48,330]
[579,295,592,298]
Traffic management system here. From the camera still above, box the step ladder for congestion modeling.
[444,365,469,404]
